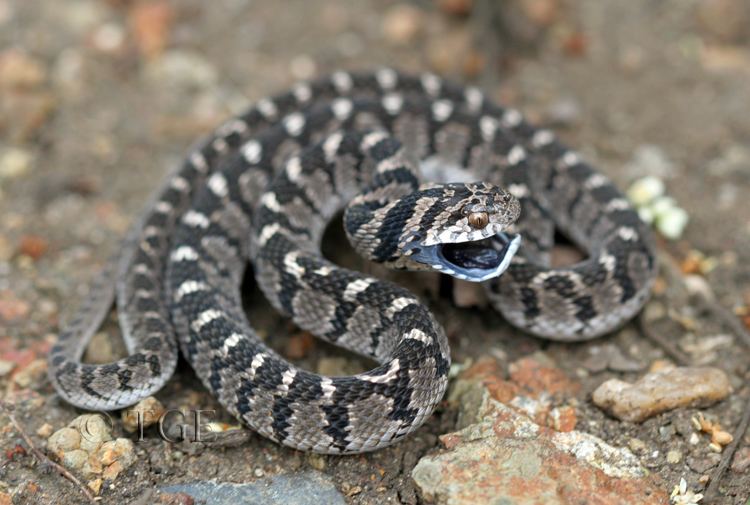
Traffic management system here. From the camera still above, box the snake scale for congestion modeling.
[48,69,656,454]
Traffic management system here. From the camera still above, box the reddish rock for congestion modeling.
[508,354,581,398]
[459,357,520,403]
[549,405,577,432]
[415,397,667,504]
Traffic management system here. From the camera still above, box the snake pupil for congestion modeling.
[469,212,489,229]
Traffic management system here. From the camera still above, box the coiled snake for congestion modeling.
[48,70,656,454]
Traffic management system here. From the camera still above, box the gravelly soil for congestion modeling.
[1,0,749,504]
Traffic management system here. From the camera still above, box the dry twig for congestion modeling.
[704,393,750,502]
[0,401,98,504]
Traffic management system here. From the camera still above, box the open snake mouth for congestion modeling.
[409,232,522,282]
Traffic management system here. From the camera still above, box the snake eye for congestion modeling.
[468,212,489,229]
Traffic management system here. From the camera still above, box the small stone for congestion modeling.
[288,55,317,80]
[696,0,749,43]
[102,460,124,481]
[549,405,577,432]
[307,453,326,471]
[382,4,423,45]
[0,49,46,90]
[69,414,113,452]
[254,468,264,477]
[47,427,82,454]
[625,145,676,179]
[13,359,47,388]
[667,450,682,464]
[144,51,217,90]
[128,0,173,59]
[0,291,30,322]
[18,235,48,260]
[592,366,731,422]
[0,148,33,180]
[708,442,723,453]
[62,449,89,470]
[689,433,700,445]
[97,438,136,468]
[36,423,54,438]
[711,430,733,446]
[545,98,581,127]
[628,438,646,453]
[0,492,11,505]
[122,396,166,432]
[731,447,750,473]
[88,478,103,495]
[0,359,14,377]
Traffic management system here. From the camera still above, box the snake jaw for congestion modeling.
[405,231,521,282]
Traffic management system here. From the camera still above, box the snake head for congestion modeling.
[400,182,522,282]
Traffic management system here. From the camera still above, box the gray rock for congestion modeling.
[160,471,346,505]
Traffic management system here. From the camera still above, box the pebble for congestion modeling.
[13,358,47,388]
[695,0,749,43]
[0,148,33,180]
[128,0,174,59]
[36,423,53,438]
[731,447,750,473]
[0,49,46,90]
[122,396,166,433]
[160,472,346,505]
[592,366,731,422]
[87,478,103,496]
[545,97,581,127]
[0,359,14,377]
[48,414,136,479]
[666,450,682,464]
[381,4,424,45]
[144,51,218,90]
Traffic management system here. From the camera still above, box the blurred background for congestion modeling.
[1,1,750,504]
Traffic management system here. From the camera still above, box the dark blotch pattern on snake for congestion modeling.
[48,69,656,454]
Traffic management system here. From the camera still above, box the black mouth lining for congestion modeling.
[440,234,513,270]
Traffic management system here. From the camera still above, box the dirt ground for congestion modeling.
[1,0,749,504]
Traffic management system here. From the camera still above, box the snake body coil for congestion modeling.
[49,70,656,454]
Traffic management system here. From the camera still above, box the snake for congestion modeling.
[48,69,656,454]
